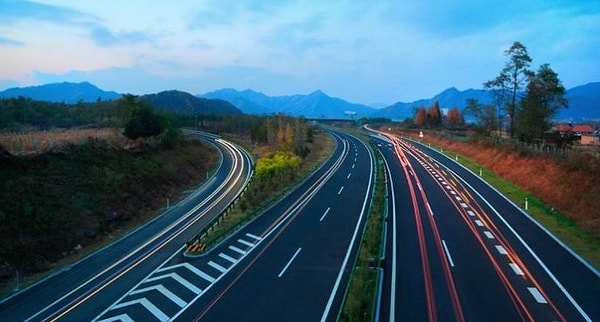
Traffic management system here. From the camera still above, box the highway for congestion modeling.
[0,131,253,322]
[369,128,600,322]
[166,130,375,322]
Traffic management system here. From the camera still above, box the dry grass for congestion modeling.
[0,129,126,155]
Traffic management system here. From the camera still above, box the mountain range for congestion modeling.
[143,90,241,115]
[1,81,598,121]
[0,81,121,103]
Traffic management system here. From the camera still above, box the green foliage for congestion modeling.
[517,63,567,142]
[123,99,165,139]
[0,97,121,130]
[0,140,215,276]
[464,98,497,135]
[255,151,301,180]
[341,146,385,321]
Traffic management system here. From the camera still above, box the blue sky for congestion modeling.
[0,0,598,105]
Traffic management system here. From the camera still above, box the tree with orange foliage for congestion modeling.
[446,106,463,127]
[414,107,427,126]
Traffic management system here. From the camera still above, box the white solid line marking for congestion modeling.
[338,186,344,195]
[168,262,215,283]
[509,263,525,275]
[229,245,246,255]
[97,313,134,322]
[320,207,331,222]
[278,248,302,278]
[146,273,201,294]
[132,284,186,308]
[467,210,476,217]
[245,233,262,241]
[475,219,484,227]
[528,287,548,303]
[484,231,495,239]
[495,245,508,255]
[208,261,227,273]
[347,173,352,179]
[113,298,168,321]
[219,252,237,263]
[442,240,455,267]
[238,239,254,247]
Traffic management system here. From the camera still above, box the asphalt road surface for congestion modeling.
[369,128,599,322]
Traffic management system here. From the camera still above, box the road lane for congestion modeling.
[369,127,599,321]
[167,130,375,322]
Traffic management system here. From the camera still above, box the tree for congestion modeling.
[464,98,497,135]
[123,99,165,140]
[484,41,532,137]
[414,107,427,126]
[446,106,463,127]
[517,63,567,142]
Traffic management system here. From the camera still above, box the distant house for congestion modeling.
[581,130,600,145]
[554,124,597,145]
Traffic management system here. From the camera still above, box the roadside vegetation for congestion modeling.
[340,140,385,322]
[186,117,331,251]
[0,94,325,298]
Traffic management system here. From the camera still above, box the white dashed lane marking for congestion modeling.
[528,287,548,304]
[509,263,525,276]
[495,245,508,255]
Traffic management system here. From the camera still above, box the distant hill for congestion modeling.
[374,87,493,121]
[143,90,241,115]
[558,82,600,122]
[2,81,597,121]
[375,84,599,121]
[0,81,121,103]
[201,88,377,119]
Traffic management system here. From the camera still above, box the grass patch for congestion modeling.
[340,142,385,322]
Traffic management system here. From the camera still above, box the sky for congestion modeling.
[0,0,598,105]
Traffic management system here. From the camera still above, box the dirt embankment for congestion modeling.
[415,133,600,238]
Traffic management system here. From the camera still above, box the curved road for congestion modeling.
[0,131,253,322]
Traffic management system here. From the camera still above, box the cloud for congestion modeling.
[90,26,151,46]
[0,0,96,25]
[0,35,24,46]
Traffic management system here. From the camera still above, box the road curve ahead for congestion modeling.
[0,131,253,322]
[368,127,600,322]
